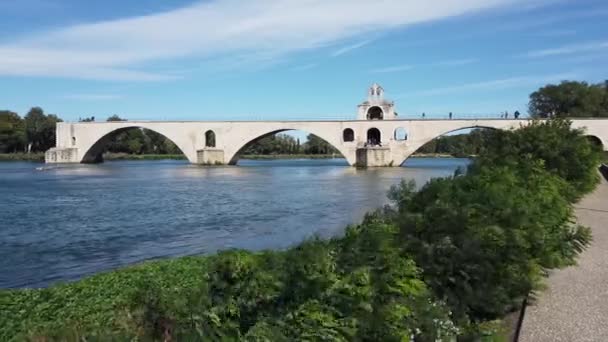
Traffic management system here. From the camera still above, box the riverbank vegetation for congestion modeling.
[241,133,339,156]
[1,119,601,341]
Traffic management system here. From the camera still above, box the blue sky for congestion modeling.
[0,0,607,123]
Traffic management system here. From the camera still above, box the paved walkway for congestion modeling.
[521,176,608,341]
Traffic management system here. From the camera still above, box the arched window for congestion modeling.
[367,128,381,146]
[367,106,384,120]
[343,128,354,142]
[205,130,216,148]
[394,127,407,141]
[71,137,76,146]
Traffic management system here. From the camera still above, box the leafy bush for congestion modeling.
[472,119,601,201]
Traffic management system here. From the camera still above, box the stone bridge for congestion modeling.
[45,84,608,167]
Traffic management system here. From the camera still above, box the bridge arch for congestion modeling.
[79,125,193,163]
[397,125,499,166]
[586,135,604,150]
[226,127,354,165]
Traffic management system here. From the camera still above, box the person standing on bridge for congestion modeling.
[422,112,426,119]
[514,110,520,119]
[449,112,453,120]
[504,111,509,119]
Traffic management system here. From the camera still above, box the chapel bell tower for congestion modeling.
[357,83,397,120]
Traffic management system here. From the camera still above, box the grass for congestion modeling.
[0,255,210,340]
[102,153,186,161]
[0,152,44,162]
[240,154,341,160]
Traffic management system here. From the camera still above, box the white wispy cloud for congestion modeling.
[523,41,608,58]
[0,0,531,81]
[434,58,479,66]
[399,72,577,97]
[371,58,478,73]
[330,40,372,57]
[371,64,414,73]
[62,94,123,101]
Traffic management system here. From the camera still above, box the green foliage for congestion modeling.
[24,107,62,152]
[243,133,340,156]
[0,111,26,153]
[417,128,494,157]
[472,119,601,200]
[304,134,339,155]
[388,163,588,322]
[529,80,608,118]
[385,119,597,327]
[1,228,456,341]
[103,115,182,156]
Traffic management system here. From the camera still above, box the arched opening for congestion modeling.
[402,126,497,167]
[367,128,381,146]
[343,128,355,142]
[81,126,185,163]
[394,127,407,141]
[586,135,603,151]
[205,130,216,148]
[367,106,384,120]
[229,129,346,165]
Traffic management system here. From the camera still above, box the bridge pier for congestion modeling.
[356,147,394,167]
[196,149,225,165]
[45,147,80,163]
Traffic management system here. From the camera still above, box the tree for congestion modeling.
[302,134,338,155]
[24,107,62,152]
[107,115,126,122]
[473,119,601,201]
[529,81,608,118]
[0,111,26,153]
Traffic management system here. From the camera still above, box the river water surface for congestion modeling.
[0,158,468,288]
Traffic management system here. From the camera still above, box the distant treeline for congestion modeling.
[416,129,492,156]
[242,133,339,156]
[103,115,182,155]
[0,107,61,153]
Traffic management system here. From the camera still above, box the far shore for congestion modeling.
[0,152,472,162]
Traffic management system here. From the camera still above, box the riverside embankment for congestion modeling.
[521,175,608,341]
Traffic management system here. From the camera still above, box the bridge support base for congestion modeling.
[197,149,225,165]
[356,147,393,167]
[45,148,79,163]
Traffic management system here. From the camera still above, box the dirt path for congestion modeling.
[520,177,608,341]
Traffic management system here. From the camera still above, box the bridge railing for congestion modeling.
[85,113,524,122]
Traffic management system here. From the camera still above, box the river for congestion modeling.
[0,158,468,289]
